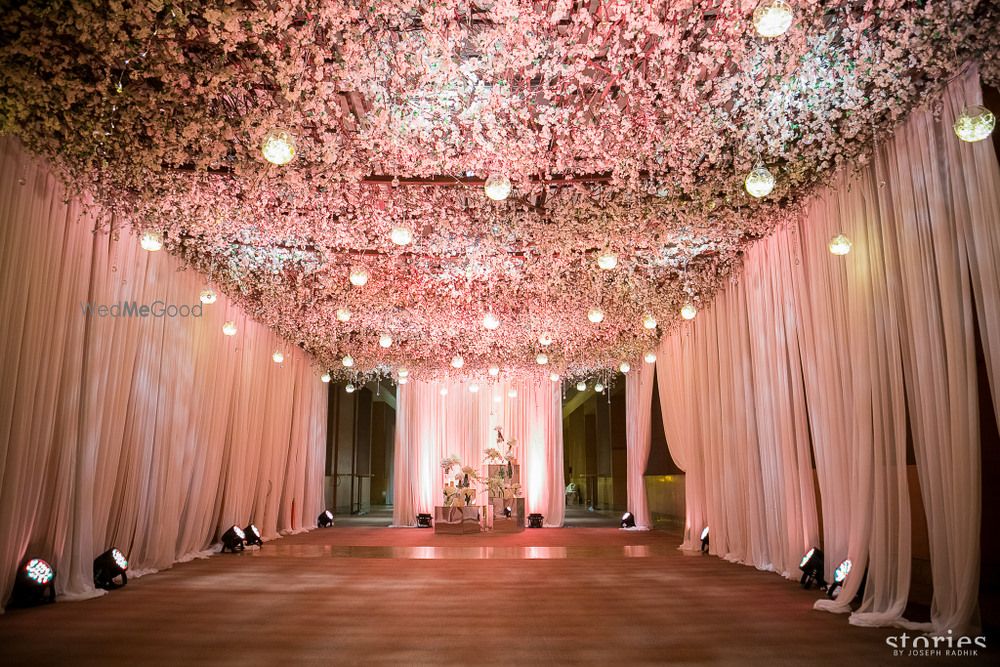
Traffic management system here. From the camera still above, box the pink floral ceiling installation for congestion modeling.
[1,1,997,380]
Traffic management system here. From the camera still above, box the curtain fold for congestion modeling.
[624,362,654,529]
[0,137,327,611]
[654,66,995,635]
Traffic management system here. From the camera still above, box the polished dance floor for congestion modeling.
[0,510,985,666]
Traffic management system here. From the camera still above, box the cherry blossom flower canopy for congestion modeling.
[1,0,997,379]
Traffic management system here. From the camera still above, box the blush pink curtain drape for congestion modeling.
[392,378,564,527]
[0,137,327,611]
[655,66,997,635]
[625,361,654,529]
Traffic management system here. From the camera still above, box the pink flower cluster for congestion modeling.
[1,1,994,380]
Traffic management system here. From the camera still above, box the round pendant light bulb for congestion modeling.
[484,174,512,201]
[140,230,163,252]
[587,307,605,324]
[744,166,775,198]
[681,303,698,320]
[954,105,996,142]
[390,226,413,246]
[349,266,370,287]
[753,1,794,38]
[261,129,297,165]
[828,234,852,256]
[597,253,618,270]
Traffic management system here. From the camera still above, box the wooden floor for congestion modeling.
[0,511,991,666]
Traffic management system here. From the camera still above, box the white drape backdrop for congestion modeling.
[0,137,327,611]
[655,66,996,635]
[393,378,564,527]
[625,361,654,529]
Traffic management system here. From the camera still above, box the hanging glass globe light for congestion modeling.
[643,314,657,330]
[439,387,448,396]
[222,321,237,336]
[488,365,500,377]
[379,334,393,348]
[272,351,284,364]
[536,353,549,365]
[681,303,698,320]
[619,361,631,373]
[451,355,464,369]
[397,367,409,378]
[321,372,332,383]
[469,383,479,393]
[346,384,356,394]
[336,308,351,322]
[587,307,605,323]
[576,381,587,391]
[507,388,518,398]
[390,226,413,246]
[828,234,852,256]
[597,253,618,270]
[753,1,794,38]
[744,166,775,198]
[954,105,996,142]
[594,382,605,393]
[398,376,409,385]
[644,351,657,363]
[349,266,370,287]
[549,372,560,382]
[484,174,512,201]
[261,129,297,165]
[342,355,354,368]
[482,312,500,330]
[140,230,163,251]
[538,332,553,346]
[199,289,217,305]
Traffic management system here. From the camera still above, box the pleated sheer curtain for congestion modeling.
[0,137,327,610]
[393,378,564,527]
[624,362,654,529]
[655,66,997,635]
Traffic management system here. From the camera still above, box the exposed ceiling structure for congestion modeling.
[2,0,997,380]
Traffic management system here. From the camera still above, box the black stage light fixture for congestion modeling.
[11,557,56,607]
[700,526,710,553]
[799,547,825,589]
[621,512,636,529]
[221,525,246,553]
[244,524,263,547]
[318,510,335,528]
[827,559,852,599]
[93,548,129,590]
[503,506,512,519]
[528,513,544,528]
[416,513,433,528]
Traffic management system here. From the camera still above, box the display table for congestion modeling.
[490,497,525,532]
[434,505,481,534]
